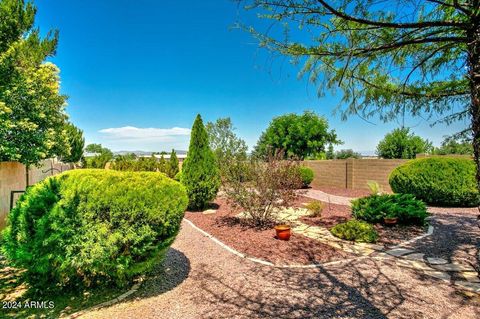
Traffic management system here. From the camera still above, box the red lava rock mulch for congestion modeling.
[311,187,373,198]
[299,200,426,248]
[374,224,427,247]
[185,197,353,265]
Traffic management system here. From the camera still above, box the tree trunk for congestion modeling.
[468,23,480,209]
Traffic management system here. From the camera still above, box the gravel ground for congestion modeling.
[406,207,480,270]
[80,220,480,319]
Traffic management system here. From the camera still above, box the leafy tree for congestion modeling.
[206,117,248,173]
[376,128,432,159]
[435,137,473,155]
[0,0,64,186]
[326,144,335,160]
[334,149,362,160]
[182,114,220,210]
[83,144,113,169]
[240,1,480,194]
[61,123,85,165]
[253,111,340,160]
[85,143,104,154]
[166,149,179,178]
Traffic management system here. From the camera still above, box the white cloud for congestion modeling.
[99,126,191,141]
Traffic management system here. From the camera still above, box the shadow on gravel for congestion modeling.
[410,213,480,271]
[135,248,191,298]
[191,260,408,318]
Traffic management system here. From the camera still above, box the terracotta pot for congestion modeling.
[384,217,398,225]
[275,225,291,241]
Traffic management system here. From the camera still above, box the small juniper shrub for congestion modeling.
[331,220,378,243]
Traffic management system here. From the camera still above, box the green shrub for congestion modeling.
[166,149,180,178]
[182,114,220,210]
[389,157,479,207]
[305,200,324,217]
[298,166,314,188]
[174,170,182,182]
[2,169,188,290]
[351,193,428,225]
[331,220,378,243]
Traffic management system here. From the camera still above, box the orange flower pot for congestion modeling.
[274,225,291,241]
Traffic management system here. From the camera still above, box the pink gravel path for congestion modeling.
[80,220,480,319]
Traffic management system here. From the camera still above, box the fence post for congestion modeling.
[346,158,354,189]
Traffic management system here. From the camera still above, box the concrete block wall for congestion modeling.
[0,160,71,229]
[304,159,409,192]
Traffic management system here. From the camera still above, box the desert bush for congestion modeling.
[2,169,188,290]
[182,115,220,210]
[298,166,314,188]
[223,155,303,227]
[389,157,479,207]
[351,193,428,225]
[305,201,324,217]
[331,220,378,243]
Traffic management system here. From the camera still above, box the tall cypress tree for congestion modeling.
[166,149,179,178]
[182,114,220,210]
[158,154,166,173]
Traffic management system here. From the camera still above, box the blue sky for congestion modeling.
[35,0,468,154]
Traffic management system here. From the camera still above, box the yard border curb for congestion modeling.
[63,277,144,319]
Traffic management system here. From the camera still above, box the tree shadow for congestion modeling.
[408,212,480,272]
[190,257,422,318]
[134,247,191,299]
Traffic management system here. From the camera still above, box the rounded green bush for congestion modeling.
[330,220,378,243]
[389,157,479,207]
[298,166,314,188]
[2,169,188,290]
[351,193,428,225]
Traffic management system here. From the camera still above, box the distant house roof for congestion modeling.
[138,154,188,160]
[84,152,100,157]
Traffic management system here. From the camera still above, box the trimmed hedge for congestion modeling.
[351,193,428,225]
[2,169,188,290]
[389,157,479,207]
[298,166,314,188]
[331,220,378,243]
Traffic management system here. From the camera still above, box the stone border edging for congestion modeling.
[390,225,434,250]
[64,277,144,318]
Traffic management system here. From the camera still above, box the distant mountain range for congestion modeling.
[113,150,187,156]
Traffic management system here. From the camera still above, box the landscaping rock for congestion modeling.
[454,281,480,293]
[426,257,448,265]
[403,253,425,262]
[202,209,217,215]
[459,272,480,283]
[423,270,451,282]
[431,263,476,272]
[386,248,415,257]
